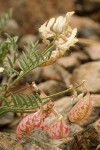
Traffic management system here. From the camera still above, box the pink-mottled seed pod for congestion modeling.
[48,120,69,140]
[68,92,92,123]
[16,110,43,141]
[40,121,50,133]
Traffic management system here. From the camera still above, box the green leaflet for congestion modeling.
[0,93,41,115]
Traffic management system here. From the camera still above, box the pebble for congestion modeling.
[0,112,14,126]
[4,19,20,36]
[71,61,100,93]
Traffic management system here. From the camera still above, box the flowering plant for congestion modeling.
[0,10,92,141]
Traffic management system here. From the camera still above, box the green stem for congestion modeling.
[0,82,85,115]
[42,80,86,99]
[3,43,55,97]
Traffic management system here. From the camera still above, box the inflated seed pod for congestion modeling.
[40,121,50,132]
[67,92,92,123]
[16,110,43,140]
[16,99,54,140]
[48,120,69,140]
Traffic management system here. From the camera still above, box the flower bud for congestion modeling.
[48,120,69,140]
[16,110,43,140]
[68,92,92,123]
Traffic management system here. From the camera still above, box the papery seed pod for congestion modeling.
[40,121,50,133]
[48,120,69,140]
[68,92,92,123]
[16,110,43,140]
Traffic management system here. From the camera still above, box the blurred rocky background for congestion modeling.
[0,0,100,149]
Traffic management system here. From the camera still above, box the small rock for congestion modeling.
[72,52,89,63]
[70,124,83,136]
[3,19,20,36]
[56,65,71,87]
[0,112,14,126]
[38,80,67,99]
[75,0,100,13]
[78,26,99,39]
[94,119,100,136]
[91,94,100,107]
[0,0,74,36]
[14,144,24,150]
[71,15,99,30]
[74,125,100,150]
[54,96,72,117]
[96,145,100,150]
[0,145,6,150]
[71,61,100,93]
[57,56,80,72]
[42,65,62,81]
[0,132,16,150]
[19,34,37,48]
[8,117,21,128]
[85,44,100,60]
[23,68,42,84]
[24,129,52,150]
[58,137,78,150]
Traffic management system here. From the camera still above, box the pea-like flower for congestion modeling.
[39,12,78,67]
[39,12,74,40]
[55,28,78,51]
[67,92,92,123]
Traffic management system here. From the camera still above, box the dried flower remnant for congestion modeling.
[39,12,78,66]
[39,90,54,118]
[68,92,92,123]
[16,110,43,140]
[48,120,69,140]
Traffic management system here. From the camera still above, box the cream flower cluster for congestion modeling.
[39,12,78,52]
